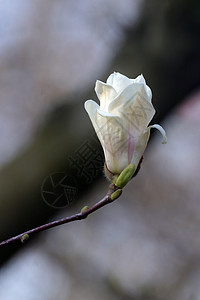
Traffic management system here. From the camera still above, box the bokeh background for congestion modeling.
[0,0,200,299]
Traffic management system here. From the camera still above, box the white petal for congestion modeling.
[96,111,131,174]
[137,83,152,103]
[109,82,153,114]
[106,72,132,94]
[84,100,100,134]
[146,124,167,144]
[97,108,117,118]
[131,124,167,169]
[145,86,152,101]
[95,80,117,111]
[131,129,150,168]
[108,83,155,139]
[132,74,152,101]
[133,74,146,84]
[84,99,99,117]
[85,99,128,174]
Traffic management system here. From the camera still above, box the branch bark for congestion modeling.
[0,183,120,247]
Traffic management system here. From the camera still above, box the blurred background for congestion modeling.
[0,0,200,299]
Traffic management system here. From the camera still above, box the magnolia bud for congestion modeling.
[85,72,167,176]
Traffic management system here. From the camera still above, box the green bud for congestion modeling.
[116,164,135,189]
[21,234,29,243]
[110,189,122,201]
[81,206,89,213]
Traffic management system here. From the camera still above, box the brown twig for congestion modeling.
[0,183,119,248]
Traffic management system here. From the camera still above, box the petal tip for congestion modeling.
[84,99,99,113]
[148,124,167,144]
[84,99,91,110]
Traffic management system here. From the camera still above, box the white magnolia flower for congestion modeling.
[85,72,167,175]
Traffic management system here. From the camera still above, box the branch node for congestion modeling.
[21,234,29,243]
[110,189,122,201]
[80,206,89,213]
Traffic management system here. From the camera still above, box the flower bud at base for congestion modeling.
[116,164,136,189]
[110,189,122,201]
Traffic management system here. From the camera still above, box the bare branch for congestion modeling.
[0,183,120,247]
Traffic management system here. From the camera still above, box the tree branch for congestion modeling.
[0,183,120,248]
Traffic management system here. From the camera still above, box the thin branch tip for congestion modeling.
[0,184,121,248]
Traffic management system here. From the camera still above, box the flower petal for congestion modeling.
[133,74,146,84]
[108,82,153,114]
[85,99,128,173]
[99,123,131,174]
[97,108,117,118]
[108,84,155,140]
[106,72,132,94]
[84,99,100,134]
[95,80,117,111]
[131,129,150,167]
[146,124,167,144]
[131,124,167,168]
[132,74,152,101]
[97,113,132,174]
